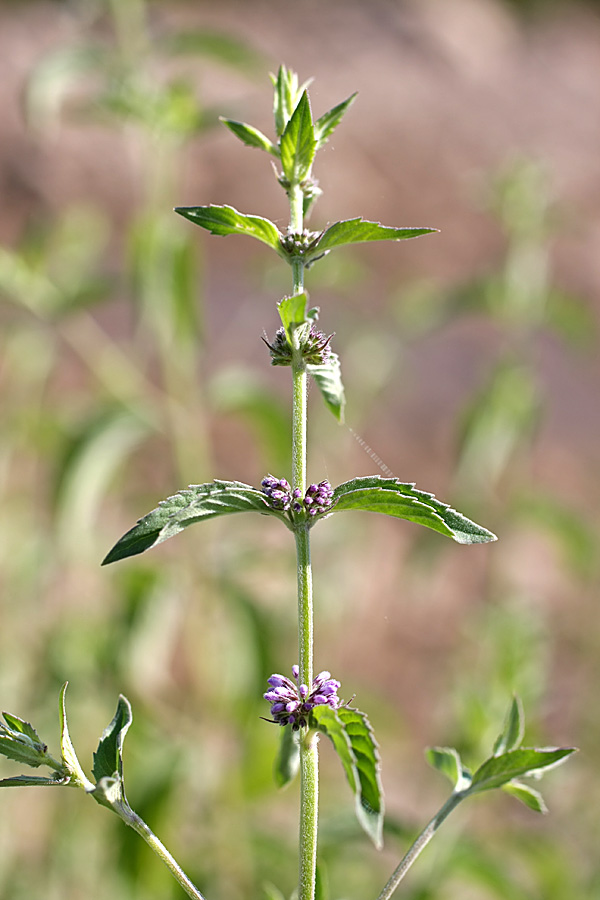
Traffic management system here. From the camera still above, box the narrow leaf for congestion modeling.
[174,204,281,251]
[278,292,308,343]
[470,747,576,794]
[92,695,132,784]
[307,353,345,423]
[0,775,69,788]
[311,219,437,257]
[329,476,497,544]
[312,705,384,849]
[425,746,470,790]
[59,683,94,791]
[274,725,300,789]
[493,696,524,756]
[314,93,357,149]
[102,480,287,565]
[502,780,548,813]
[280,91,316,185]
[220,118,278,156]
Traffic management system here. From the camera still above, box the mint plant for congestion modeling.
[0,66,575,900]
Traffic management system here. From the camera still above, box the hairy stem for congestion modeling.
[289,179,318,900]
[376,792,465,900]
[122,805,206,900]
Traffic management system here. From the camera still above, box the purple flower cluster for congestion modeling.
[292,480,334,516]
[261,475,334,518]
[261,475,292,511]
[264,666,341,730]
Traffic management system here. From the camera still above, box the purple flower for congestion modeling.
[264,666,342,729]
[261,475,292,511]
[261,476,334,520]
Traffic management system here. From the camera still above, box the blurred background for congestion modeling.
[1,0,599,897]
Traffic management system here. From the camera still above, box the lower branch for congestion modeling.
[376,792,465,900]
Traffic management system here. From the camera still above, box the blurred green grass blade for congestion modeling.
[54,407,150,553]
[208,368,290,474]
[162,30,263,73]
[25,44,107,131]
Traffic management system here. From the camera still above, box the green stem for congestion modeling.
[375,792,465,900]
[289,178,318,900]
[122,805,206,900]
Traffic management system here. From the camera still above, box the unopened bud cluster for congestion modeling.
[264,325,333,367]
[279,229,320,259]
[261,475,334,517]
[264,665,341,729]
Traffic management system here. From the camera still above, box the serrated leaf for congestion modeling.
[469,747,576,794]
[280,91,316,185]
[310,219,437,257]
[426,746,470,790]
[92,696,132,783]
[2,713,43,745]
[493,696,524,756]
[220,118,278,156]
[59,683,94,791]
[502,780,547,813]
[0,775,69,788]
[314,93,357,149]
[174,205,281,252]
[274,725,300,789]
[278,292,308,343]
[307,353,345,423]
[0,713,48,769]
[102,480,287,565]
[328,476,497,544]
[312,705,384,849]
